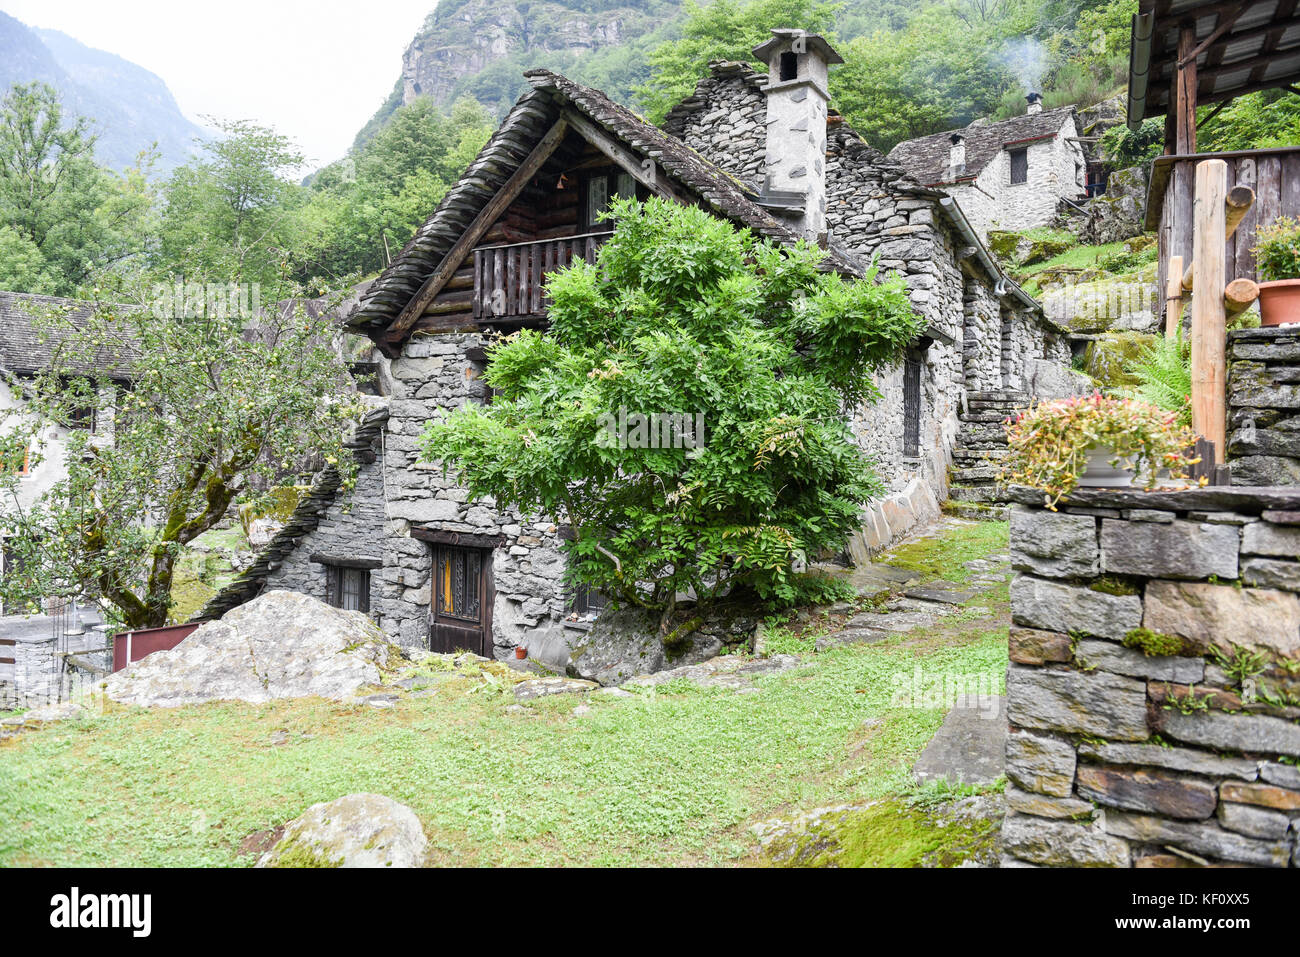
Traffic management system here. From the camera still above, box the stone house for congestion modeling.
[0,291,129,610]
[887,95,1087,241]
[201,30,1073,660]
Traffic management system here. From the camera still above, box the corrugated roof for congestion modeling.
[1128,0,1300,126]
[887,106,1076,187]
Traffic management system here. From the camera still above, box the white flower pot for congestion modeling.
[1078,446,1138,488]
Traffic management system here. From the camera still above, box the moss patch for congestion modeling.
[1081,331,1158,388]
[1123,628,1186,657]
[880,520,1009,584]
[1090,576,1140,597]
[760,799,1000,868]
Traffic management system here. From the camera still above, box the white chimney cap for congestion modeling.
[752,28,844,65]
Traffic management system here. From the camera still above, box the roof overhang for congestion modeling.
[1127,0,1300,129]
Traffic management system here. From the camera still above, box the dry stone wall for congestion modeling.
[1228,326,1300,486]
[1003,487,1300,868]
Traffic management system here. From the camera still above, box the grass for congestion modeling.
[877,519,1009,585]
[0,522,1014,868]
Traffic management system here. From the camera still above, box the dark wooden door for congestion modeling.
[430,545,493,656]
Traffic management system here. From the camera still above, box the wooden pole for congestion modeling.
[1166,254,1184,337]
[1175,24,1199,154]
[1180,185,1256,291]
[1191,159,1228,458]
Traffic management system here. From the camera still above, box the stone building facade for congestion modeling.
[1003,487,1300,868]
[205,32,1074,661]
[887,103,1087,241]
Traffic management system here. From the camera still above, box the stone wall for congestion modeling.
[382,332,570,654]
[1003,487,1300,868]
[262,430,387,614]
[1228,326,1300,486]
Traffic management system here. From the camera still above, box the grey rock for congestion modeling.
[1156,709,1300,758]
[1240,556,1300,590]
[1100,519,1240,580]
[1104,811,1290,867]
[513,676,598,700]
[1077,741,1258,781]
[567,605,753,686]
[1073,639,1205,683]
[1006,729,1077,797]
[1260,762,1300,789]
[1010,508,1099,578]
[1217,801,1292,841]
[1004,784,1095,820]
[913,696,1006,786]
[258,793,428,868]
[104,591,398,708]
[1143,580,1300,658]
[1242,521,1300,558]
[1001,812,1130,867]
[1007,664,1148,740]
[904,587,976,605]
[1010,575,1142,640]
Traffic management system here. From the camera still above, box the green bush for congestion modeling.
[1254,216,1300,283]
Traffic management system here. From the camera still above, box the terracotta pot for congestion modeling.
[1258,279,1300,327]
[515,646,527,660]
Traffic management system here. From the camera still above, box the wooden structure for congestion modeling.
[1128,1,1300,317]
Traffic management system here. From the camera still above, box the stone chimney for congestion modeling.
[949,133,966,173]
[1025,92,1043,115]
[752,28,844,243]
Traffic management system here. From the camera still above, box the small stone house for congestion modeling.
[201,31,1073,659]
[887,96,1087,241]
[0,291,129,609]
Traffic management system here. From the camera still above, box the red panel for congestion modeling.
[111,623,200,672]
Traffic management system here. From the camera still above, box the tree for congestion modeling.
[155,118,307,288]
[0,284,366,629]
[420,198,922,635]
[0,82,154,295]
[637,0,842,122]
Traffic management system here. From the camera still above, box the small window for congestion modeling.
[586,175,609,227]
[779,51,798,81]
[325,564,370,613]
[568,584,608,621]
[1009,148,1028,185]
[903,353,923,459]
[2,444,31,476]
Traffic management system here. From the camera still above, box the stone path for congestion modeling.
[912,696,1007,787]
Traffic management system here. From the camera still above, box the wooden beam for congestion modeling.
[1179,184,1255,291]
[1175,24,1199,154]
[383,117,571,345]
[560,108,691,206]
[1225,277,1259,316]
[1191,159,1228,457]
[1178,3,1247,68]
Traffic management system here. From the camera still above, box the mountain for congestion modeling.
[353,0,681,148]
[0,12,207,173]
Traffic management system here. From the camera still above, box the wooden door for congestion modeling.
[430,545,493,656]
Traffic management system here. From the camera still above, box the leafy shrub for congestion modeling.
[1254,216,1300,283]
[999,393,1197,507]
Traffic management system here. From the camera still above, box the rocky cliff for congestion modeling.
[356,0,679,145]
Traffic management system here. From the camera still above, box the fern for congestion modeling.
[1123,330,1192,427]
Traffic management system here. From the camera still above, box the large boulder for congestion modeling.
[104,590,400,708]
[257,793,428,868]
[540,603,758,686]
[1079,165,1149,245]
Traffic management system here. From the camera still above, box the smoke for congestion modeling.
[1000,36,1048,95]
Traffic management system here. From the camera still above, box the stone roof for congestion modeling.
[887,106,1076,187]
[0,290,136,379]
[192,405,391,623]
[345,69,862,347]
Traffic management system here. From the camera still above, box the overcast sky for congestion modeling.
[4,0,435,168]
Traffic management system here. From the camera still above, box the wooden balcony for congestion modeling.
[472,231,612,322]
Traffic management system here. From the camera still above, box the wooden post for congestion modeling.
[1175,24,1198,154]
[1166,254,1184,337]
[1191,159,1228,458]
[1224,278,1260,317]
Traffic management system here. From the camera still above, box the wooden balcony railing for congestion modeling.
[472,231,612,321]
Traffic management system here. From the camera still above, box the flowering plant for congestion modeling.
[998,393,1198,508]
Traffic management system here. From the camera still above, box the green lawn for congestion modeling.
[0,523,1012,868]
